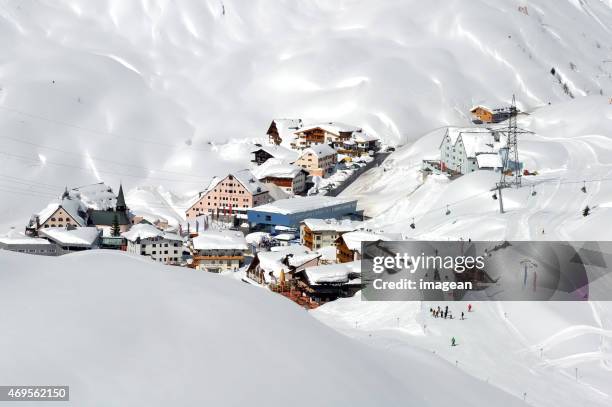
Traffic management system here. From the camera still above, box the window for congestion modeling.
[265,215,272,221]
[58,218,63,221]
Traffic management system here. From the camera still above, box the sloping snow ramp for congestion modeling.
[0,250,525,406]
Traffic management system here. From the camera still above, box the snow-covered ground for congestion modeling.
[341,96,612,241]
[0,250,527,407]
[314,297,612,407]
[1,1,612,405]
[1,0,612,230]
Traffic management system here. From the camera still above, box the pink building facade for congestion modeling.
[186,170,271,219]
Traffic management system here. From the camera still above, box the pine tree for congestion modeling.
[111,213,121,236]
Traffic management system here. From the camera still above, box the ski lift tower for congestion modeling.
[492,95,532,213]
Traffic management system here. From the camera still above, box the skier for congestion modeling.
[451,337,456,347]
[444,306,449,319]
[461,312,465,320]
[468,304,472,312]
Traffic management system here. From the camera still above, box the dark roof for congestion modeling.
[88,210,130,226]
[116,184,127,210]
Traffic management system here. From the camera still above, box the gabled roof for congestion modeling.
[255,245,319,282]
[352,131,379,143]
[0,229,52,246]
[302,218,360,232]
[251,159,305,180]
[233,170,269,194]
[205,170,269,196]
[191,230,248,251]
[300,144,336,159]
[268,119,303,146]
[252,144,299,162]
[439,127,492,149]
[39,227,101,247]
[470,105,492,113]
[458,133,506,158]
[340,231,403,253]
[476,153,503,169]
[303,261,361,285]
[37,197,87,226]
[297,122,361,136]
[122,223,183,242]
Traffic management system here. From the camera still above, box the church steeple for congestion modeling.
[116,183,127,212]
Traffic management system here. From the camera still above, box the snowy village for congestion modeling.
[1,102,550,308]
[1,1,612,407]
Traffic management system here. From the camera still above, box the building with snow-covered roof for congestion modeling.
[300,218,361,250]
[246,245,320,285]
[292,122,361,149]
[439,127,505,175]
[122,223,184,264]
[351,130,380,153]
[38,227,101,254]
[27,194,88,233]
[295,261,362,304]
[247,196,358,231]
[476,152,503,170]
[189,230,248,273]
[251,144,299,165]
[470,104,517,124]
[267,118,303,146]
[0,230,58,256]
[186,170,273,220]
[336,231,402,263]
[294,144,337,177]
[87,184,132,235]
[251,159,307,195]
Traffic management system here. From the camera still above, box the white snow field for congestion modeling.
[314,298,612,407]
[1,0,612,229]
[341,96,612,240]
[0,250,527,407]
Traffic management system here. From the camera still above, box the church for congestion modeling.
[87,184,132,236]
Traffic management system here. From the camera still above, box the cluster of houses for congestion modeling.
[1,118,387,308]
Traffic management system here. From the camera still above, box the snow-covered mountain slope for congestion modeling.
[313,297,612,407]
[1,0,612,229]
[0,250,527,407]
[341,96,612,240]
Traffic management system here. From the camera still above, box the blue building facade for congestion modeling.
[247,198,358,231]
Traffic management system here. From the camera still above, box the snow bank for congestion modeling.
[0,250,526,406]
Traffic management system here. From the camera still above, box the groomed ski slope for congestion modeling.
[340,96,612,241]
[313,298,612,407]
[0,250,526,407]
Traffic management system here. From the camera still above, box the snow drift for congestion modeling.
[0,250,526,406]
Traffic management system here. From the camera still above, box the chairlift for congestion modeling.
[581,181,587,193]
[445,205,451,216]
[492,192,498,200]
[410,217,415,229]
[531,186,537,196]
